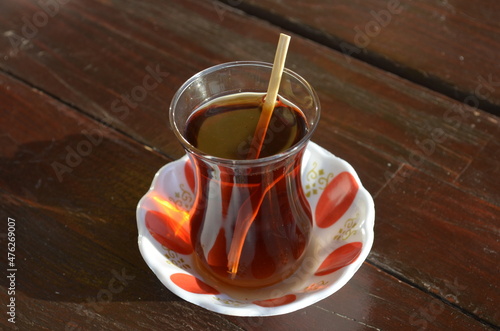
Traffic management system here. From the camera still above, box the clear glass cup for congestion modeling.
[170,61,321,288]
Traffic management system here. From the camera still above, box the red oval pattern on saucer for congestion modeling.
[314,242,363,276]
[145,210,193,255]
[315,172,359,228]
[170,273,220,295]
[253,294,296,307]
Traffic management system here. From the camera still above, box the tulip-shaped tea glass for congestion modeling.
[169,61,320,288]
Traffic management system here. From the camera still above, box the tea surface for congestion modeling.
[185,92,307,159]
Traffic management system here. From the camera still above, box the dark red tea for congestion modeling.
[185,92,307,159]
[185,92,312,288]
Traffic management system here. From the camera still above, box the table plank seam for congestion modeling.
[0,68,179,161]
[1,1,497,327]
[214,0,500,117]
[0,192,248,330]
[12,52,494,210]
[364,259,498,329]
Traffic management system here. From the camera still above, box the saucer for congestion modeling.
[136,142,375,316]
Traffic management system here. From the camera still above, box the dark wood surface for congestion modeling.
[1,0,498,330]
[228,0,500,115]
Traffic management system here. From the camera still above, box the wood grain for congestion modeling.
[0,0,498,204]
[0,71,245,330]
[221,0,500,115]
[372,164,500,325]
[0,0,498,329]
[455,132,500,206]
[0,60,496,330]
[229,263,494,330]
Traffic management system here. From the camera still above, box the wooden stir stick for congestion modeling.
[246,33,291,159]
[227,33,291,279]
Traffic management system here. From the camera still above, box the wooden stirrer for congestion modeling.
[247,33,291,159]
[227,33,291,279]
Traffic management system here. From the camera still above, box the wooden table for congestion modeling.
[1,0,498,330]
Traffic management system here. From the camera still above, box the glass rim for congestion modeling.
[169,60,321,165]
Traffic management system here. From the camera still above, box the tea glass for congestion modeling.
[169,61,321,288]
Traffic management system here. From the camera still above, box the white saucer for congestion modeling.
[137,142,375,316]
